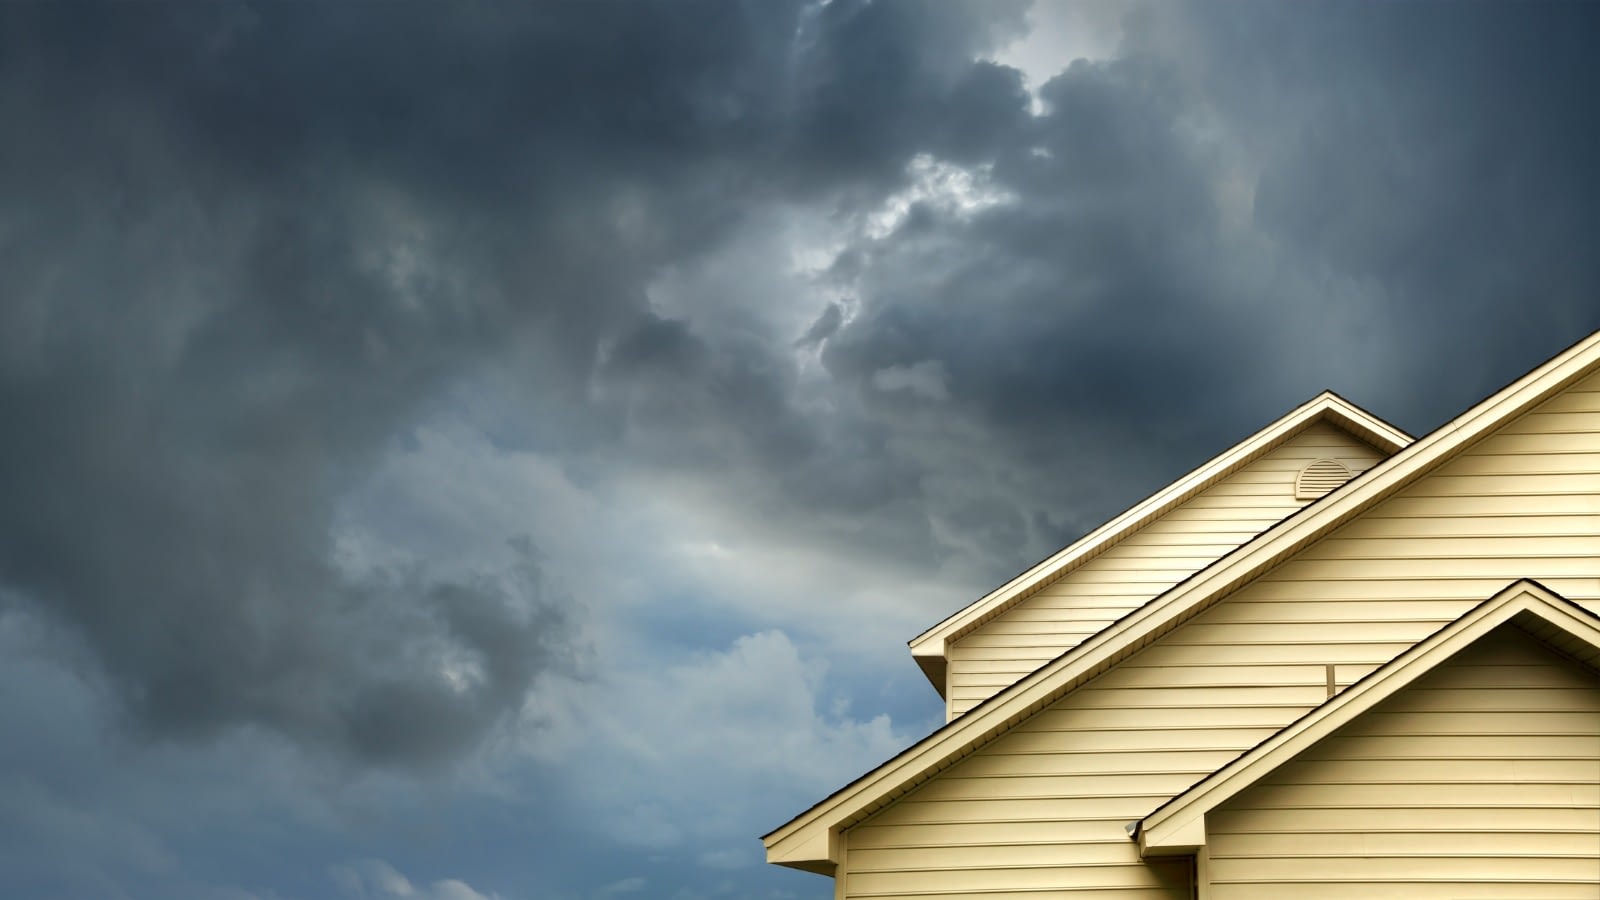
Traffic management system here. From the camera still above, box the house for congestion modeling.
[764,332,1600,899]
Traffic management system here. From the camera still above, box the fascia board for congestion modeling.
[1138,580,1600,857]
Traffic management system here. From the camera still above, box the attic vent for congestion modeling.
[1295,458,1353,500]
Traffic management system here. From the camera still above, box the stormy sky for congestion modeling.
[3,2,1599,898]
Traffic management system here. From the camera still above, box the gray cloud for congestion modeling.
[806,2,1600,557]
[1123,3,1600,420]
[795,302,844,349]
[0,0,1036,769]
[6,2,1600,897]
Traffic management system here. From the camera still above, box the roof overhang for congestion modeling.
[1137,579,1600,857]
[906,392,1412,693]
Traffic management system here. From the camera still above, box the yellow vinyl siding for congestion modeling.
[945,422,1387,716]
[1205,627,1600,900]
[836,370,1600,899]
[842,697,1230,897]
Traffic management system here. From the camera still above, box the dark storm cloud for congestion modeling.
[597,310,818,472]
[6,0,1600,776]
[814,55,1257,549]
[0,0,1032,767]
[818,4,1600,548]
[1127,3,1600,425]
[827,56,1233,422]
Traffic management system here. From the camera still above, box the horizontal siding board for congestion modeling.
[1329,513,1600,538]
[872,796,1173,826]
[958,632,1122,650]
[1193,482,1309,497]
[1461,429,1600,453]
[951,749,1243,778]
[1215,780,1600,810]
[1366,493,1600,516]
[982,605,1147,622]
[946,647,1063,662]
[1357,686,1599,714]
[1347,709,1600,734]
[983,727,1278,755]
[1208,805,1600,835]
[1514,388,1600,413]
[1030,579,1197,599]
[1112,641,1416,667]
[1090,663,1330,688]
[1176,495,1299,511]
[1020,703,1314,732]
[847,864,1188,897]
[1227,577,1600,602]
[1085,543,1245,560]
[1068,685,1328,708]
[1395,471,1600,496]
[1212,829,1600,857]
[848,841,1141,871]
[910,772,1199,803]
[1162,621,1436,645]
[1208,854,1600,882]
[1197,599,1468,624]
[1305,732,1600,758]
[1257,555,1600,580]
[1203,877,1593,890]
[1259,755,1600,784]
[1500,410,1600,433]
[947,657,1066,674]
[1118,528,1266,544]
[842,891,1186,900]
[848,819,1131,849]
[1301,534,1600,559]
[1156,506,1312,521]
[1432,451,1600,475]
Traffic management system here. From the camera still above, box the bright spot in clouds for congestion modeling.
[866,154,1017,239]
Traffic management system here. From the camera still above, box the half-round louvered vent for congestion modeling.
[1295,458,1353,500]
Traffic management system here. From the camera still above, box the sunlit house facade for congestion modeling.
[765,333,1600,899]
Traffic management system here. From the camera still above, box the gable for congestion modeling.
[945,420,1390,718]
[1202,627,1600,899]
[766,330,1600,878]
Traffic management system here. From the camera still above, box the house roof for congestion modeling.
[764,329,1600,874]
[1136,578,1600,856]
[906,391,1412,690]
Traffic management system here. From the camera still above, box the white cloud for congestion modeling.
[598,876,647,895]
[330,858,500,900]
[866,154,1016,239]
[988,0,1131,112]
